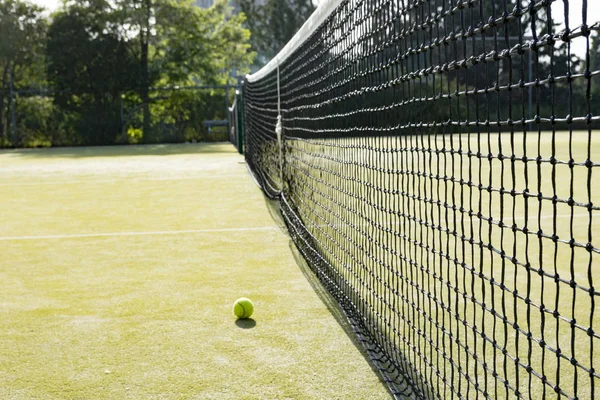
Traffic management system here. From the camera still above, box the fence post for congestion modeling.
[9,67,17,146]
[120,93,126,142]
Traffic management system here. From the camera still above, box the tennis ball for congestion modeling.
[233,298,254,319]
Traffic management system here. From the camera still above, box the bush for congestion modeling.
[14,96,54,147]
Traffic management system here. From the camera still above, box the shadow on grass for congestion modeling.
[252,165,427,397]
[2,142,238,159]
[259,196,409,398]
[259,198,387,384]
[235,318,256,329]
[262,197,288,234]
[288,245,404,398]
[259,193,428,399]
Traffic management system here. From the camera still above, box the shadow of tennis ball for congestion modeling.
[235,319,256,329]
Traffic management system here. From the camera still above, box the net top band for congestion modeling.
[245,0,344,83]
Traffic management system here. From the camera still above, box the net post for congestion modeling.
[225,86,230,132]
[236,87,244,155]
[276,61,283,185]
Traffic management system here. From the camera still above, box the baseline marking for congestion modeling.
[0,214,592,242]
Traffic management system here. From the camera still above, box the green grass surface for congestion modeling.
[0,144,391,399]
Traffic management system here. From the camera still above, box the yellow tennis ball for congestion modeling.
[233,298,254,319]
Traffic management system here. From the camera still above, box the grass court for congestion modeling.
[0,143,390,399]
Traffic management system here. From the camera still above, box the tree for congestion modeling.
[591,32,600,73]
[110,0,254,135]
[47,0,254,143]
[0,0,47,143]
[153,0,254,86]
[46,0,141,144]
[237,0,315,67]
[47,4,141,99]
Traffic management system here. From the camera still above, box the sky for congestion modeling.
[32,0,599,26]
[32,0,600,18]
[31,0,598,57]
[33,0,60,12]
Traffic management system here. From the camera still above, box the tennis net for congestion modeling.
[243,0,600,398]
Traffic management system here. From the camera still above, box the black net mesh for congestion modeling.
[244,0,600,398]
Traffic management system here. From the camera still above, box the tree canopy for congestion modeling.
[237,0,315,67]
[0,0,47,142]
[44,0,254,142]
[0,0,255,146]
[1,0,599,148]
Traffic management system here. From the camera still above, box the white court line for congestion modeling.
[0,226,280,241]
[526,213,592,220]
[0,214,592,242]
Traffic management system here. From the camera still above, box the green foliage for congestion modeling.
[126,127,143,144]
[106,0,253,133]
[11,95,82,148]
[0,0,47,143]
[237,0,314,67]
[0,0,256,148]
[589,32,600,121]
[13,95,82,147]
[47,7,140,98]
[28,0,254,147]
[14,96,54,147]
[45,1,142,145]
[122,88,231,144]
[155,0,255,85]
[0,0,47,85]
